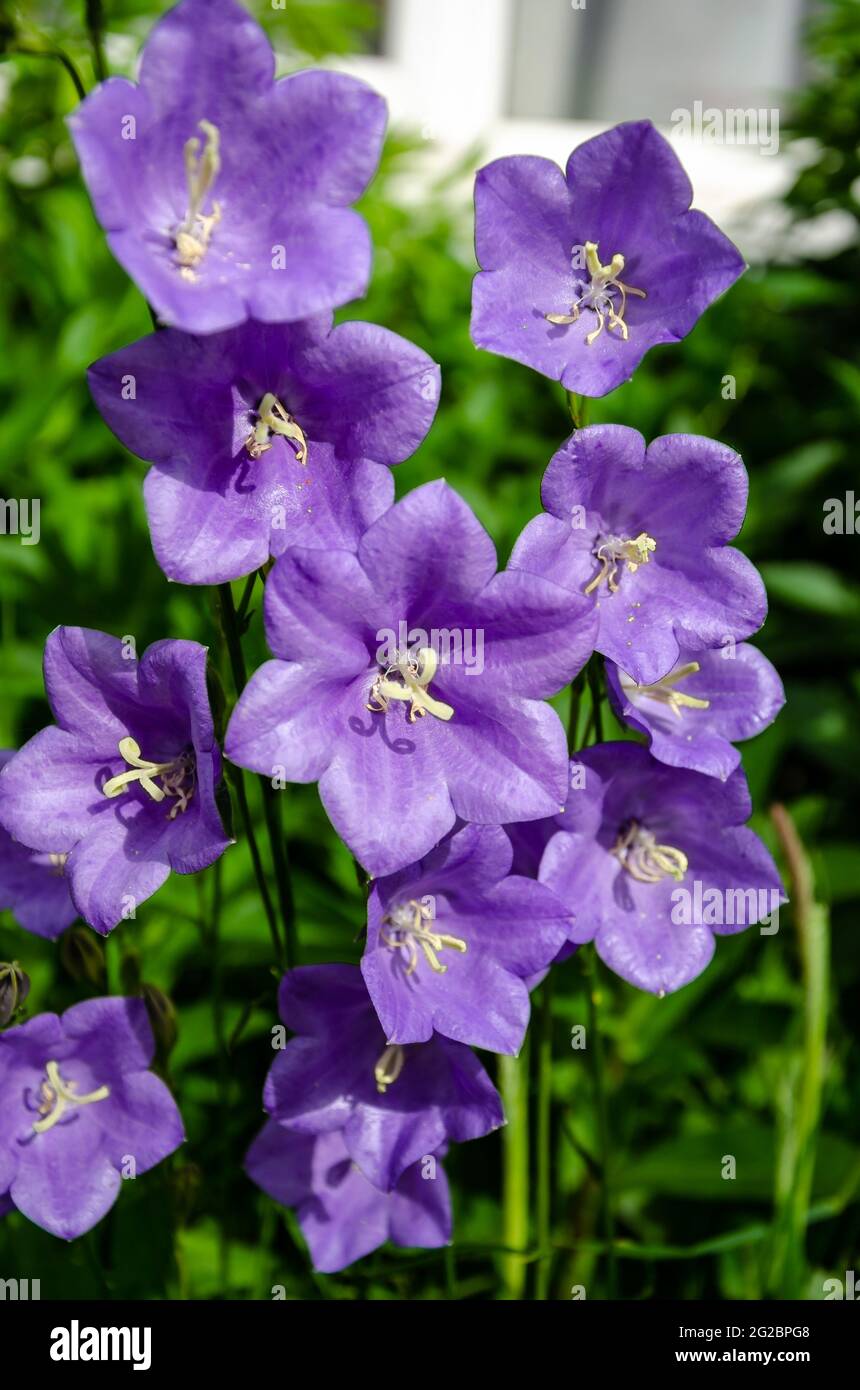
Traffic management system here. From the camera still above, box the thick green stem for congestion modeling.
[84,0,108,82]
[499,1046,530,1298]
[535,977,554,1299]
[581,950,617,1297]
[768,804,829,1297]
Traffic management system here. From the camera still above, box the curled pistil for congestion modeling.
[629,662,711,717]
[381,898,468,976]
[102,736,195,819]
[245,392,308,464]
[174,119,221,280]
[366,647,454,724]
[546,240,646,345]
[584,532,656,595]
[612,820,688,883]
[374,1042,406,1095]
[32,1059,110,1134]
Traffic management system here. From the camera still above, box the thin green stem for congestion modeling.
[259,777,296,969]
[587,659,604,744]
[535,977,554,1299]
[567,670,587,752]
[84,0,108,83]
[208,856,231,1289]
[581,949,617,1297]
[236,570,258,628]
[7,46,87,101]
[566,391,590,430]
[499,1046,530,1299]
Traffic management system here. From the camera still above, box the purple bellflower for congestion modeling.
[225,479,597,876]
[246,1125,450,1273]
[256,964,504,1193]
[539,743,785,995]
[362,822,573,1053]
[0,751,78,940]
[0,997,184,1240]
[510,425,766,687]
[605,640,785,782]
[471,120,744,397]
[69,0,386,334]
[88,316,440,585]
[0,627,230,936]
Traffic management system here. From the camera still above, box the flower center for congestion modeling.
[32,1059,110,1134]
[611,820,688,883]
[584,532,656,595]
[244,393,308,464]
[381,898,468,976]
[366,647,454,724]
[546,241,646,345]
[623,661,711,718]
[102,736,195,819]
[174,119,221,282]
[374,1043,406,1095]
[48,852,69,876]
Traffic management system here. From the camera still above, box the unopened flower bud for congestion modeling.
[0,961,30,1027]
[60,926,105,986]
[141,982,178,1057]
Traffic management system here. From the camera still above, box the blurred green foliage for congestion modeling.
[0,0,858,1301]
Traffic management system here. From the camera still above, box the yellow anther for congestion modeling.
[631,662,711,718]
[381,898,468,976]
[32,1060,110,1134]
[612,822,688,884]
[374,1043,406,1095]
[366,647,454,724]
[546,239,646,344]
[584,532,656,596]
[245,392,308,464]
[174,119,221,276]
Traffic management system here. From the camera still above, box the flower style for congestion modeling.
[0,627,230,935]
[69,0,386,333]
[246,1125,450,1273]
[509,425,766,687]
[0,997,184,1239]
[257,964,504,1192]
[539,743,785,995]
[226,479,597,876]
[88,317,440,585]
[471,120,744,396]
[363,822,572,1053]
[605,640,785,782]
[0,752,78,940]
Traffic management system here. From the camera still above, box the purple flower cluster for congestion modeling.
[0,0,785,1268]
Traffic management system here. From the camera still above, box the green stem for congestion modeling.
[84,0,108,82]
[566,391,590,430]
[581,949,617,1296]
[768,804,829,1297]
[208,857,230,1288]
[567,670,587,752]
[8,46,88,101]
[587,659,605,743]
[535,977,554,1299]
[259,777,296,969]
[499,1046,530,1298]
[216,584,286,971]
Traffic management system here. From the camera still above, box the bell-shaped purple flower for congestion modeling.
[258,964,503,1193]
[0,752,77,940]
[363,823,572,1053]
[226,479,597,876]
[471,120,744,397]
[605,640,785,782]
[87,317,439,585]
[0,628,231,935]
[539,743,785,996]
[246,1125,450,1273]
[0,997,184,1239]
[69,0,386,334]
[510,425,766,687]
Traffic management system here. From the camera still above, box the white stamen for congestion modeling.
[32,1060,110,1134]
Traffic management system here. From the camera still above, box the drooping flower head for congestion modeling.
[246,1125,451,1273]
[471,120,744,396]
[510,425,766,687]
[0,752,78,940]
[605,640,784,782]
[88,317,439,584]
[363,823,572,1053]
[539,743,785,995]
[257,965,504,1193]
[0,628,230,935]
[0,998,184,1239]
[69,0,386,333]
[226,480,597,876]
